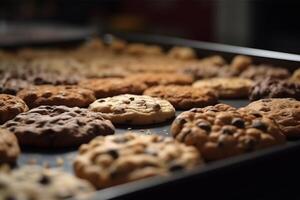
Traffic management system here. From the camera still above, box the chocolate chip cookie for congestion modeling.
[79,78,147,98]
[2,105,115,148]
[240,65,290,80]
[89,94,176,125]
[249,78,300,101]
[17,85,96,108]
[144,85,218,110]
[0,165,94,200]
[74,132,202,189]
[171,104,286,161]
[193,77,253,99]
[0,128,20,164]
[0,94,28,124]
[244,98,300,138]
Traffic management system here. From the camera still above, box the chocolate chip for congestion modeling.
[113,107,125,114]
[244,138,256,152]
[190,108,198,112]
[39,174,51,185]
[107,149,119,159]
[221,127,233,135]
[169,164,184,172]
[129,97,135,101]
[98,99,105,103]
[153,103,161,110]
[123,100,130,104]
[231,118,245,128]
[197,122,211,132]
[176,117,187,125]
[251,120,267,131]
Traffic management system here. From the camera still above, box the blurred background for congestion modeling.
[0,0,299,53]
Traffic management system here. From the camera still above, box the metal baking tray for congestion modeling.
[8,33,300,199]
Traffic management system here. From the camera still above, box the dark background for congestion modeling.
[0,0,299,53]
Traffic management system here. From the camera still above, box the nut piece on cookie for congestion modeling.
[73,132,202,189]
[0,94,28,124]
[168,46,197,60]
[0,128,20,164]
[193,77,253,99]
[171,104,285,161]
[144,85,218,110]
[79,78,147,98]
[3,105,115,148]
[17,85,96,108]
[89,94,176,125]
[243,98,300,138]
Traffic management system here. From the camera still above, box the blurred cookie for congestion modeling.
[144,85,218,110]
[79,78,147,98]
[17,85,95,108]
[167,46,197,60]
[124,43,163,56]
[3,105,115,148]
[249,78,300,101]
[240,65,290,80]
[230,55,252,72]
[290,68,300,83]
[193,77,253,99]
[244,98,300,138]
[0,128,20,164]
[74,132,202,189]
[89,94,175,125]
[171,104,286,161]
[0,76,32,95]
[0,94,28,124]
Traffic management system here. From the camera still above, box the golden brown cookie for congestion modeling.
[74,132,202,189]
[240,65,290,80]
[126,73,194,87]
[171,104,286,161]
[0,94,28,124]
[290,68,300,83]
[0,128,20,164]
[17,85,96,108]
[193,77,253,99]
[230,55,252,72]
[79,78,147,98]
[243,98,300,138]
[144,85,218,110]
[167,46,197,60]
[89,94,175,125]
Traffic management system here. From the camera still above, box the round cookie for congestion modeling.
[0,165,94,200]
[2,105,115,148]
[193,77,253,99]
[0,128,20,164]
[240,65,290,81]
[244,98,300,138]
[89,94,176,125]
[126,73,194,87]
[290,68,300,83]
[0,94,29,124]
[17,85,96,108]
[144,85,218,110]
[73,132,202,189]
[249,78,300,101]
[171,104,286,161]
[79,78,147,98]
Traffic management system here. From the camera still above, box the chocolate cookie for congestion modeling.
[89,94,176,125]
[79,78,147,98]
[0,94,28,124]
[0,165,94,200]
[249,78,300,101]
[193,77,253,99]
[17,85,96,108]
[171,104,286,161]
[0,128,20,164]
[2,105,115,148]
[74,132,202,189]
[244,98,300,138]
[240,65,290,80]
[126,73,194,87]
[144,85,218,110]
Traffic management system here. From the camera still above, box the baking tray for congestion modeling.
[8,34,300,199]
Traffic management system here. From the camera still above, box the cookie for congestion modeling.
[290,68,300,83]
[89,94,175,125]
[0,94,29,124]
[2,105,115,148]
[74,132,202,189]
[0,165,94,200]
[230,55,252,72]
[144,85,218,110]
[126,73,193,87]
[240,65,290,80]
[244,98,300,138]
[249,78,300,101]
[124,43,163,56]
[193,77,253,99]
[0,128,20,164]
[17,85,96,108]
[171,104,286,161]
[79,78,147,98]
[0,75,32,95]
[167,46,197,60]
